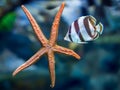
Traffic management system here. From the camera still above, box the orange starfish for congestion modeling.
[13,2,80,88]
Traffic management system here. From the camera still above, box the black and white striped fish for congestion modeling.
[64,15,103,43]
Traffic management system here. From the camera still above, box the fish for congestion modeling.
[64,15,103,43]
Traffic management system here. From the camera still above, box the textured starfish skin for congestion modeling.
[13,2,80,88]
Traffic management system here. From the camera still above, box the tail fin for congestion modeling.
[96,22,103,34]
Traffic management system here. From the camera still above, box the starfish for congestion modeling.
[13,2,80,88]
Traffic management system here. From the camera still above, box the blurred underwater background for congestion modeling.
[0,0,120,90]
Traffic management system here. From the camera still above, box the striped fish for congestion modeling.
[64,15,103,43]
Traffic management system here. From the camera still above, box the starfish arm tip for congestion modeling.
[21,5,24,8]
[77,55,81,60]
[12,66,24,76]
[50,84,55,88]
[72,53,80,60]
[62,2,65,5]
[12,70,18,76]
[12,67,22,76]
[12,65,24,76]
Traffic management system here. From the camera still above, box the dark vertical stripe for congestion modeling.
[68,26,73,42]
[74,20,84,42]
[84,16,94,38]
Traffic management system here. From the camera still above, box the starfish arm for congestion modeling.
[21,5,48,46]
[53,45,80,59]
[13,48,48,76]
[49,2,65,46]
[47,50,55,88]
